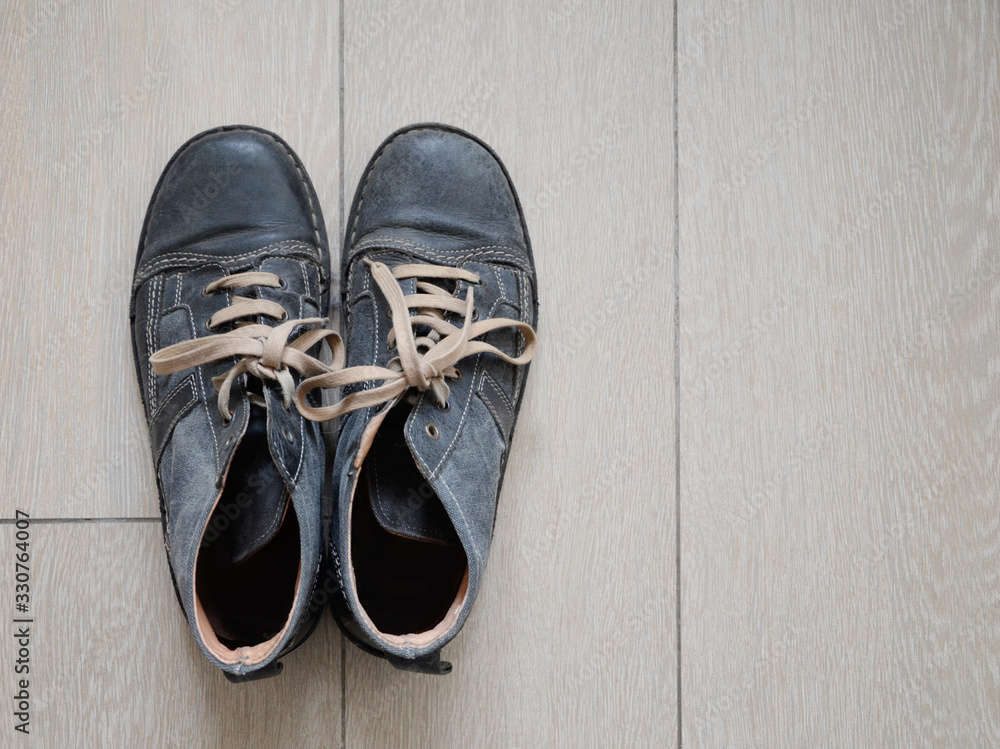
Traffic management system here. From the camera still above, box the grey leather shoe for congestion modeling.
[130,126,339,681]
[296,124,538,674]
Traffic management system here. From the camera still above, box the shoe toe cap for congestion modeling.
[350,125,528,254]
[138,127,321,265]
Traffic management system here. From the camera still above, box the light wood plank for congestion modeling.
[0,0,341,517]
[0,522,343,747]
[342,2,676,747]
[679,2,1000,746]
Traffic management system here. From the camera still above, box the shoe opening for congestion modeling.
[351,400,468,640]
[194,402,301,662]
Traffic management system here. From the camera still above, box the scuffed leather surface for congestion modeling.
[329,124,538,667]
[130,126,328,678]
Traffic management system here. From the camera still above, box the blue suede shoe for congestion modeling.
[130,126,339,681]
[296,124,538,674]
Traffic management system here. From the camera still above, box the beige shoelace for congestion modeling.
[294,259,536,421]
[149,272,344,421]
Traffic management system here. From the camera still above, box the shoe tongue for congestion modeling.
[365,403,460,547]
[222,403,291,564]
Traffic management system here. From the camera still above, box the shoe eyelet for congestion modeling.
[436,400,450,412]
[201,287,212,298]
[279,310,289,322]
[278,278,287,290]
[223,433,235,448]
[204,319,214,332]
[471,309,479,322]
[281,425,295,444]
[425,423,440,440]
[452,368,462,382]
[386,308,393,319]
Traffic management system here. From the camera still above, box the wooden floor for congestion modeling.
[0,1,996,747]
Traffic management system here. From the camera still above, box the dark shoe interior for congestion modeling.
[196,404,300,649]
[352,402,467,636]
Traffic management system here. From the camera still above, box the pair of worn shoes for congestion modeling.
[129,124,537,680]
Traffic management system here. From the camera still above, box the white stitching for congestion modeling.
[481,370,514,413]
[246,487,289,551]
[419,292,509,477]
[147,276,161,412]
[183,308,220,475]
[140,240,311,268]
[152,376,198,463]
[298,260,310,299]
[136,240,316,277]
[349,131,400,246]
[405,387,428,462]
[399,447,457,540]
[151,374,197,422]
[270,136,322,249]
[427,357,481,479]
[366,451,448,538]
[517,269,528,323]
[492,265,507,301]
[476,389,506,439]
[291,410,304,483]
[155,392,197,461]
[432,475,481,566]
[352,238,527,265]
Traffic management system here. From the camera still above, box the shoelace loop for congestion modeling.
[149,271,343,421]
[294,260,536,422]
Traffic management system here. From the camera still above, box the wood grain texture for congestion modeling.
[678,2,1000,746]
[0,522,343,748]
[341,2,676,748]
[0,0,341,517]
[6,0,995,746]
